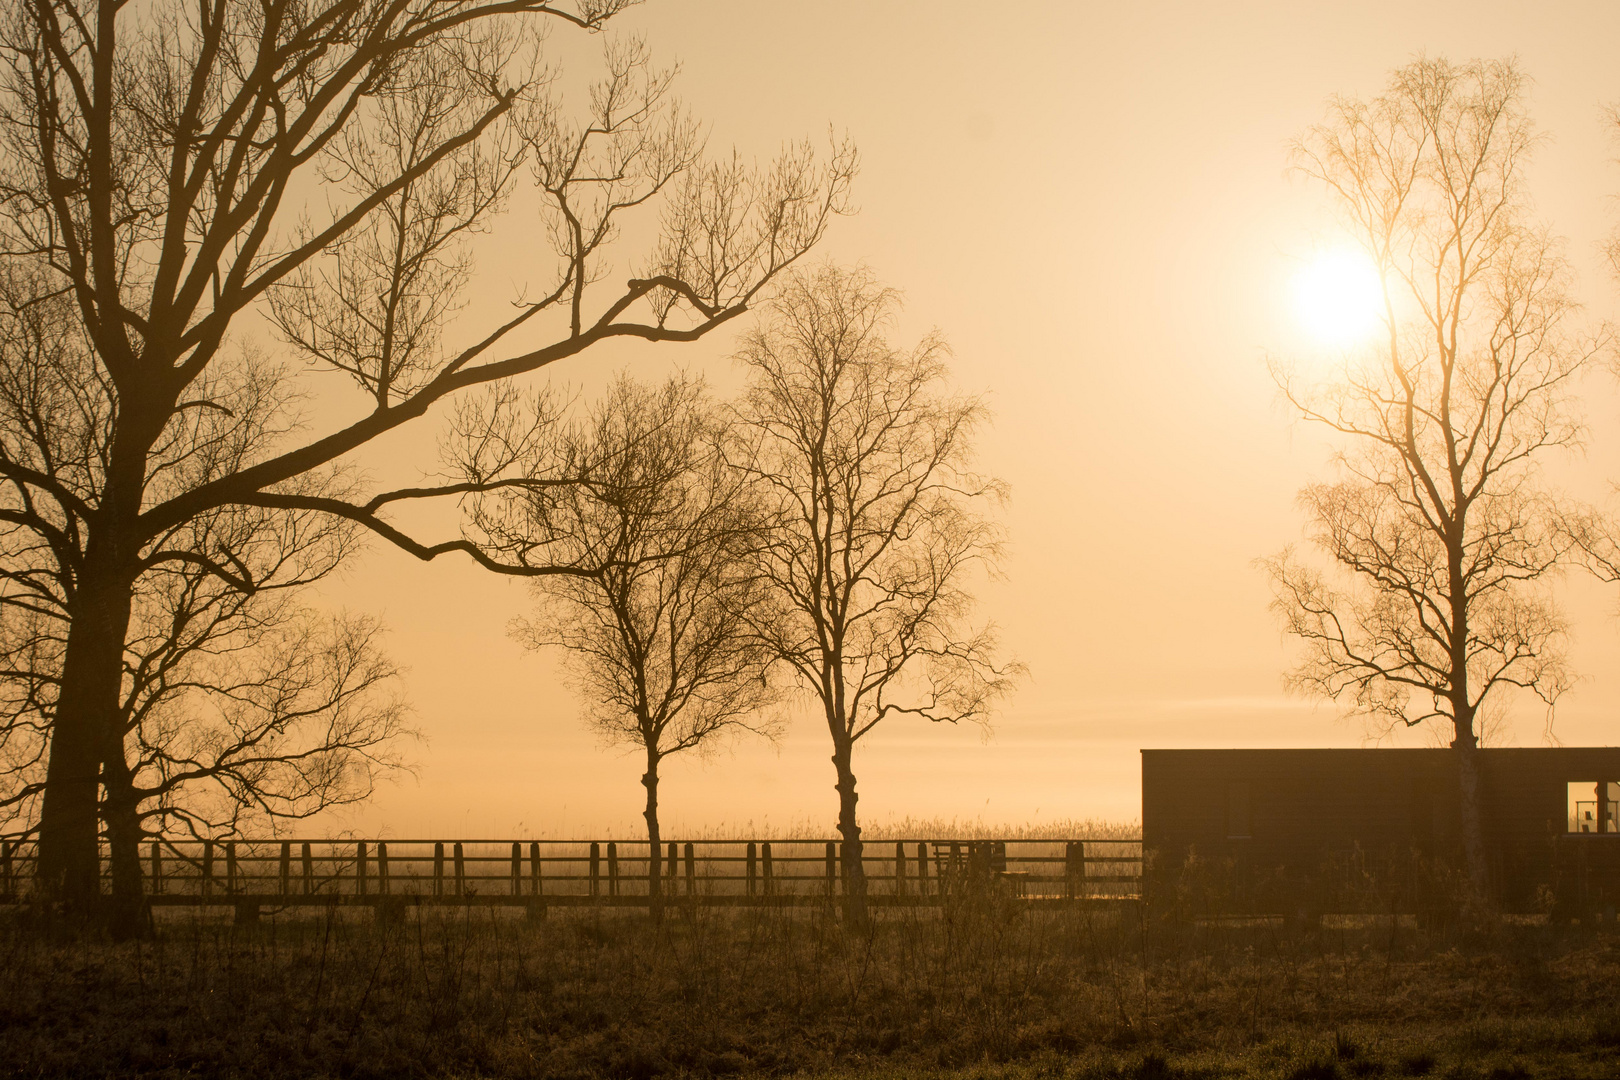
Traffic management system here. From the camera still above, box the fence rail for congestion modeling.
[0,838,1141,915]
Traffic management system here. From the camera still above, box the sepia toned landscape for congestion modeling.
[4,1,1620,1077]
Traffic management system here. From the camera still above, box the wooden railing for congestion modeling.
[0,838,1141,914]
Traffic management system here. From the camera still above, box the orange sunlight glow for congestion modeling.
[1292,249,1385,350]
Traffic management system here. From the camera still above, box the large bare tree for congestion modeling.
[1266,58,1602,896]
[0,267,408,934]
[0,0,853,927]
[729,266,1019,924]
[482,374,775,917]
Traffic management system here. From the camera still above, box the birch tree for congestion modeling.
[730,266,1019,924]
[1266,58,1602,898]
[490,374,775,917]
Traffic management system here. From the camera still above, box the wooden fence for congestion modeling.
[0,838,1141,918]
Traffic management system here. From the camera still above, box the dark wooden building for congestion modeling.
[1141,747,1620,915]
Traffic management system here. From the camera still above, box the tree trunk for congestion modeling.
[1447,548,1491,906]
[36,701,100,915]
[101,747,152,940]
[1454,739,1490,903]
[37,566,135,919]
[643,753,662,922]
[831,741,867,925]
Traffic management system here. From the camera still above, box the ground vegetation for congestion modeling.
[1,902,1617,1079]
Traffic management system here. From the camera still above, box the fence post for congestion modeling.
[202,840,215,899]
[992,840,1007,875]
[453,842,466,898]
[684,842,696,897]
[894,842,906,898]
[302,842,314,895]
[433,842,444,898]
[150,841,163,896]
[667,842,677,891]
[969,841,990,893]
[356,841,367,896]
[746,842,757,898]
[607,841,619,898]
[378,842,390,895]
[762,842,774,897]
[825,842,836,898]
[225,841,238,894]
[917,842,929,899]
[589,842,600,898]
[510,842,521,896]
[528,841,545,920]
[279,842,290,897]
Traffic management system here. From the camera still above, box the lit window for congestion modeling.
[1567,781,1619,834]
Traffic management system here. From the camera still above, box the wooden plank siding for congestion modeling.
[1142,747,1620,914]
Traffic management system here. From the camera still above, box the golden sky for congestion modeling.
[312,1,1620,838]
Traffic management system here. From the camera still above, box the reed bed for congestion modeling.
[539,818,1144,844]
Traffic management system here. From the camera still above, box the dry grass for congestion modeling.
[609,818,1143,843]
[2,896,1619,1079]
[859,817,1141,842]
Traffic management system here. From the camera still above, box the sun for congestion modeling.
[1292,249,1385,349]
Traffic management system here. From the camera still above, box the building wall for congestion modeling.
[1141,748,1620,912]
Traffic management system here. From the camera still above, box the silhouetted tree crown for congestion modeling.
[729,265,1020,923]
[1266,57,1606,894]
[474,373,778,910]
[0,0,853,930]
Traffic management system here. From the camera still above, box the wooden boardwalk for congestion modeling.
[0,838,1142,918]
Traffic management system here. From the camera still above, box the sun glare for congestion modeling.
[1292,249,1385,349]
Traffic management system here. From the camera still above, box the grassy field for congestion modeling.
[2,895,1619,1080]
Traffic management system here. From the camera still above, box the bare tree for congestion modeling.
[1266,58,1604,897]
[483,374,775,916]
[119,601,407,840]
[0,0,853,926]
[0,270,407,933]
[729,266,1020,924]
